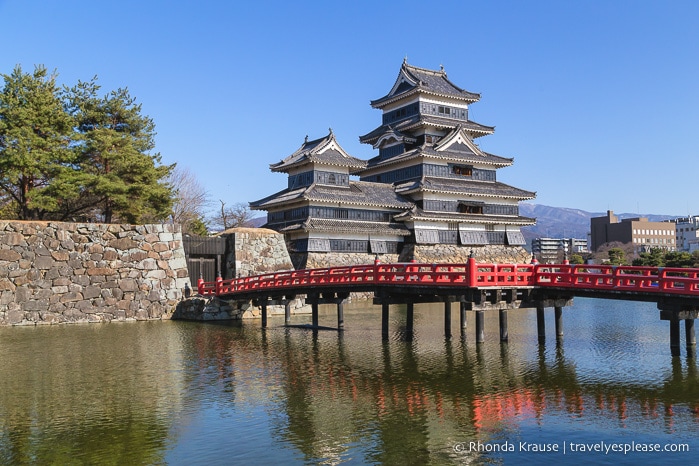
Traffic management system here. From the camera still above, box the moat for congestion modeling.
[1,298,697,465]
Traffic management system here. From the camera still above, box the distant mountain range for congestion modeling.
[248,203,679,245]
[519,203,676,244]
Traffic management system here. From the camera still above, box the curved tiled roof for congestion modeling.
[271,130,366,173]
[393,207,535,226]
[362,144,513,172]
[279,218,411,236]
[249,186,307,209]
[250,181,415,210]
[371,61,481,109]
[395,177,536,200]
[360,114,494,145]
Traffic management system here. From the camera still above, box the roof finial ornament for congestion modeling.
[304,134,308,143]
[328,127,333,135]
[440,63,444,71]
[403,55,408,64]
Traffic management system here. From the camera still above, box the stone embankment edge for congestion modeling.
[0,221,189,326]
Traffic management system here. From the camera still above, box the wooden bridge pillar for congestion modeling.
[261,302,267,328]
[475,310,485,343]
[499,309,508,342]
[670,320,681,356]
[312,302,319,328]
[460,302,467,334]
[536,306,546,343]
[659,307,698,356]
[337,301,344,329]
[382,303,389,340]
[685,319,696,354]
[406,302,414,339]
[555,306,564,339]
[444,300,452,339]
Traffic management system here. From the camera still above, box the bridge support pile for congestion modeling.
[659,300,697,357]
[372,287,573,343]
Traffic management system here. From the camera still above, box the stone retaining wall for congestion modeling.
[399,244,531,264]
[173,296,309,321]
[294,245,530,270]
[0,221,189,326]
[300,252,400,270]
[223,228,294,278]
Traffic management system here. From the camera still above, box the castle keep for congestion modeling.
[251,61,536,268]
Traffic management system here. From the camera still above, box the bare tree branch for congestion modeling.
[209,200,254,231]
[167,166,210,234]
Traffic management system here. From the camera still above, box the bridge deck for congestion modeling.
[198,260,699,306]
[194,260,699,355]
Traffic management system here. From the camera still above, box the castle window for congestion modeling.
[328,174,336,184]
[459,204,483,214]
[452,165,473,176]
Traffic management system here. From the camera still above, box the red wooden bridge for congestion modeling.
[197,259,699,355]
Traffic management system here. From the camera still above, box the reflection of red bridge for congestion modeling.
[197,259,699,354]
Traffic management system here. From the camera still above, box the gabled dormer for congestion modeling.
[434,125,486,154]
[374,126,416,161]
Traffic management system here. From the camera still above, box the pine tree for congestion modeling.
[66,78,174,223]
[0,65,75,219]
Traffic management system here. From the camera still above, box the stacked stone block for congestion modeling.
[0,222,189,325]
[224,228,294,278]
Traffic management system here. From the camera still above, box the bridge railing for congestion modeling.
[376,263,470,284]
[216,264,380,294]
[471,263,536,287]
[196,261,699,298]
[534,264,699,295]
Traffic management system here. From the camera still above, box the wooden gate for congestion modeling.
[183,235,226,282]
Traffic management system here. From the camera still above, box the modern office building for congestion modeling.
[590,210,675,253]
[532,237,588,263]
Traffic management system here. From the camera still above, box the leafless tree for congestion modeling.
[209,200,255,231]
[167,166,210,234]
[591,241,636,264]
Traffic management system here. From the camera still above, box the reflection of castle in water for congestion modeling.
[241,308,699,463]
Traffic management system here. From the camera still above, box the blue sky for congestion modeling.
[1,0,697,217]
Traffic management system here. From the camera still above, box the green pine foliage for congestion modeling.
[0,65,174,223]
[0,65,75,220]
[569,254,585,264]
[187,217,209,236]
[607,248,626,266]
[632,248,699,268]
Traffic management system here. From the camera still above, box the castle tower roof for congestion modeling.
[270,129,367,174]
[370,60,481,109]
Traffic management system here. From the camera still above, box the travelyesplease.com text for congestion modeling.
[453,440,690,455]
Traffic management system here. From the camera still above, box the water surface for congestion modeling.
[1,298,697,464]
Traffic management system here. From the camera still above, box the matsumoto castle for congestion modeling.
[251,60,536,269]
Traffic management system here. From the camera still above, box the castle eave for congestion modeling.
[281,218,412,236]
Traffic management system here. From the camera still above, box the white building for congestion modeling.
[532,237,588,263]
[675,216,699,252]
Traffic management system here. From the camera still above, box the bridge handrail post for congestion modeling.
[467,256,477,287]
[658,267,668,291]
[215,274,223,296]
